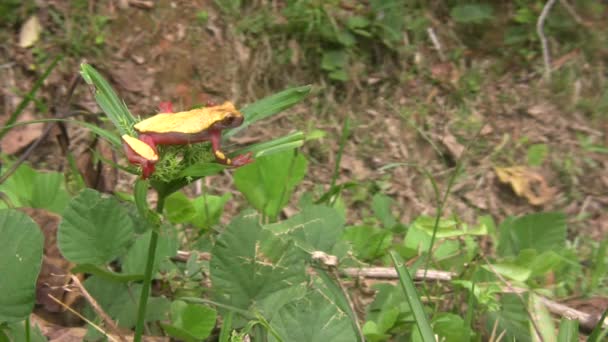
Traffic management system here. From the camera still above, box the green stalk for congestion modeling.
[133,195,165,341]
[25,316,30,342]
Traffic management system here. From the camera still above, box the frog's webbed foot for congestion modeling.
[209,129,254,167]
[158,101,174,113]
[230,152,254,167]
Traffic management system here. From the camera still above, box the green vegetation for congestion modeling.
[1,1,607,341]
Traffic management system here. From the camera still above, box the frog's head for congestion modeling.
[210,102,244,130]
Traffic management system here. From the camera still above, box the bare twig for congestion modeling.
[0,74,80,185]
[174,250,211,262]
[537,0,558,81]
[427,27,446,62]
[559,0,586,27]
[48,294,119,342]
[342,267,455,281]
[70,275,128,342]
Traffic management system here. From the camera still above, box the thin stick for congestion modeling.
[537,0,558,81]
[342,267,454,281]
[48,294,119,342]
[427,27,446,62]
[70,275,128,342]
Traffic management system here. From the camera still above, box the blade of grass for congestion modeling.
[589,238,607,292]
[0,55,61,140]
[225,85,312,138]
[1,118,121,146]
[588,307,608,342]
[556,318,578,342]
[464,280,476,341]
[389,250,435,342]
[80,63,135,135]
[232,131,305,158]
[219,311,233,342]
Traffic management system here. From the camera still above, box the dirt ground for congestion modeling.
[1,0,607,326]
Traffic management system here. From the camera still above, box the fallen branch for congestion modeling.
[342,267,454,282]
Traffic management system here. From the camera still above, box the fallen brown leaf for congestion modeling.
[494,166,556,206]
[110,61,154,95]
[1,111,44,154]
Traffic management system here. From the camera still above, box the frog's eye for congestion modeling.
[222,115,236,126]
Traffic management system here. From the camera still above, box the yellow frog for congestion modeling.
[122,101,253,178]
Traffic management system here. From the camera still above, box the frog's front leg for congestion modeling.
[122,135,159,179]
[209,129,253,167]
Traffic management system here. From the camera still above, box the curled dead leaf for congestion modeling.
[19,16,42,48]
[494,166,556,206]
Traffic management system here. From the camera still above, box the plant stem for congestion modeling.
[25,316,30,342]
[133,195,165,342]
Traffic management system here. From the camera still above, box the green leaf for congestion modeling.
[557,318,578,342]
[371,193,397,228]
[347,16,370,29]
[485,293,531,342]
[315,270,363,342]
[321,50,348,71]
[210,213,306,312]
[58,189,135,265]
[29,172,70,213]
[161,301,217,342]
[269,292,357,342]
[329,69,349,82]
[0,210,44,322]
[83,276,170,328]
[122,228,178,276]
[80,63,135,135]
[482,262,531,282]
[234,150,307,220]
[432,313,472,342]
[527,144,549,166]
[497,212,567,257]
[191,193,231,229]
[0,321,47,342]
[0,163,69,214]
[226,85,312,138]
[389,251,434,342]
[370,0,406,44]
[343,226,392,261]
[234,131,305,159]
[412,215,487,238]
[450,4,493,24]
[165,192,196,224]
[399,226,432,259]
[265,205,345,254]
